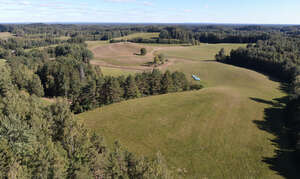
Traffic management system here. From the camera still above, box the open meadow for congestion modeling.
[78,41,295,178]
[87,41,246,74]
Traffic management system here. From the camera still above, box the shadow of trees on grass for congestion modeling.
[251,96,300,179]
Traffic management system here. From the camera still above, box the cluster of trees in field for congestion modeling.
[216,36,300,158]
[71,69,199,113]
[0,64,174,178]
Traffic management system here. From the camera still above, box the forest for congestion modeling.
[1,23,300,178]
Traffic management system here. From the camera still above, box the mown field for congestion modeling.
[158,43,247,61]
[78,40,292,178]
[87,40,246,73]
[0,32,13,39]
[100,66,137,77]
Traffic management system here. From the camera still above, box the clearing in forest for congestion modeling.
[78,42,291,178]
[88,42,245,75]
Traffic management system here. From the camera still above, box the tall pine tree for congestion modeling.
[124,75,140,99]
[161,70,175,94]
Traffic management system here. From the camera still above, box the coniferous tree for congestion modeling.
[124,75,140,99]
[150,69,162,95]
[102,77,123,104]
[135,72,150,96]
[172,71,189,92]
[161,70,175,94]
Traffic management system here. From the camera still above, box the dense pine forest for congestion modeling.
[1,23,300,178]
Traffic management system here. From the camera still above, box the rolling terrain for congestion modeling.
[78,39,291,178]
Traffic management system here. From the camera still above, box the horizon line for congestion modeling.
[0,22,300,26]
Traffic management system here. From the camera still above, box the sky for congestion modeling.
[0,0,300,24]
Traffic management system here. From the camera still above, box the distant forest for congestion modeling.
[1,23,300,48]
[1,23,300,178]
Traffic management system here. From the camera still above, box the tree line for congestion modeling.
[71,69,201,114]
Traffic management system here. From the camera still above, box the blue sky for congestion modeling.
[0,0,299,24]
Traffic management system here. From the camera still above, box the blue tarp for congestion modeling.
[192,75,201,81]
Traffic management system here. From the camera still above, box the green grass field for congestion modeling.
[157,43,247,61]
[77,42,295,178]
[113,32,159,41]
[101,66,137,77]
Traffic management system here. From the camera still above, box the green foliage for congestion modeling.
[140,47,147,56]
[38,57,101,98]
[215,48,226,61]
[161,70,175,94]
[72,69,194,113]
[0,47,11,59]
[0,64,173,178]
[101,76,123,104]
[150,69,162,95]
[124,75,140,99]
[153,54,166,65]
[54,44,93,63]
[9,62,44,97]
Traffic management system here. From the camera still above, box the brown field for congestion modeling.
[90,42,186,71]
[0,32,14,39]
[88,42,245,74]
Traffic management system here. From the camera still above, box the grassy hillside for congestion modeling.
[113,32,159,41]
[157,43,247,61]
[78,43,290,178]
